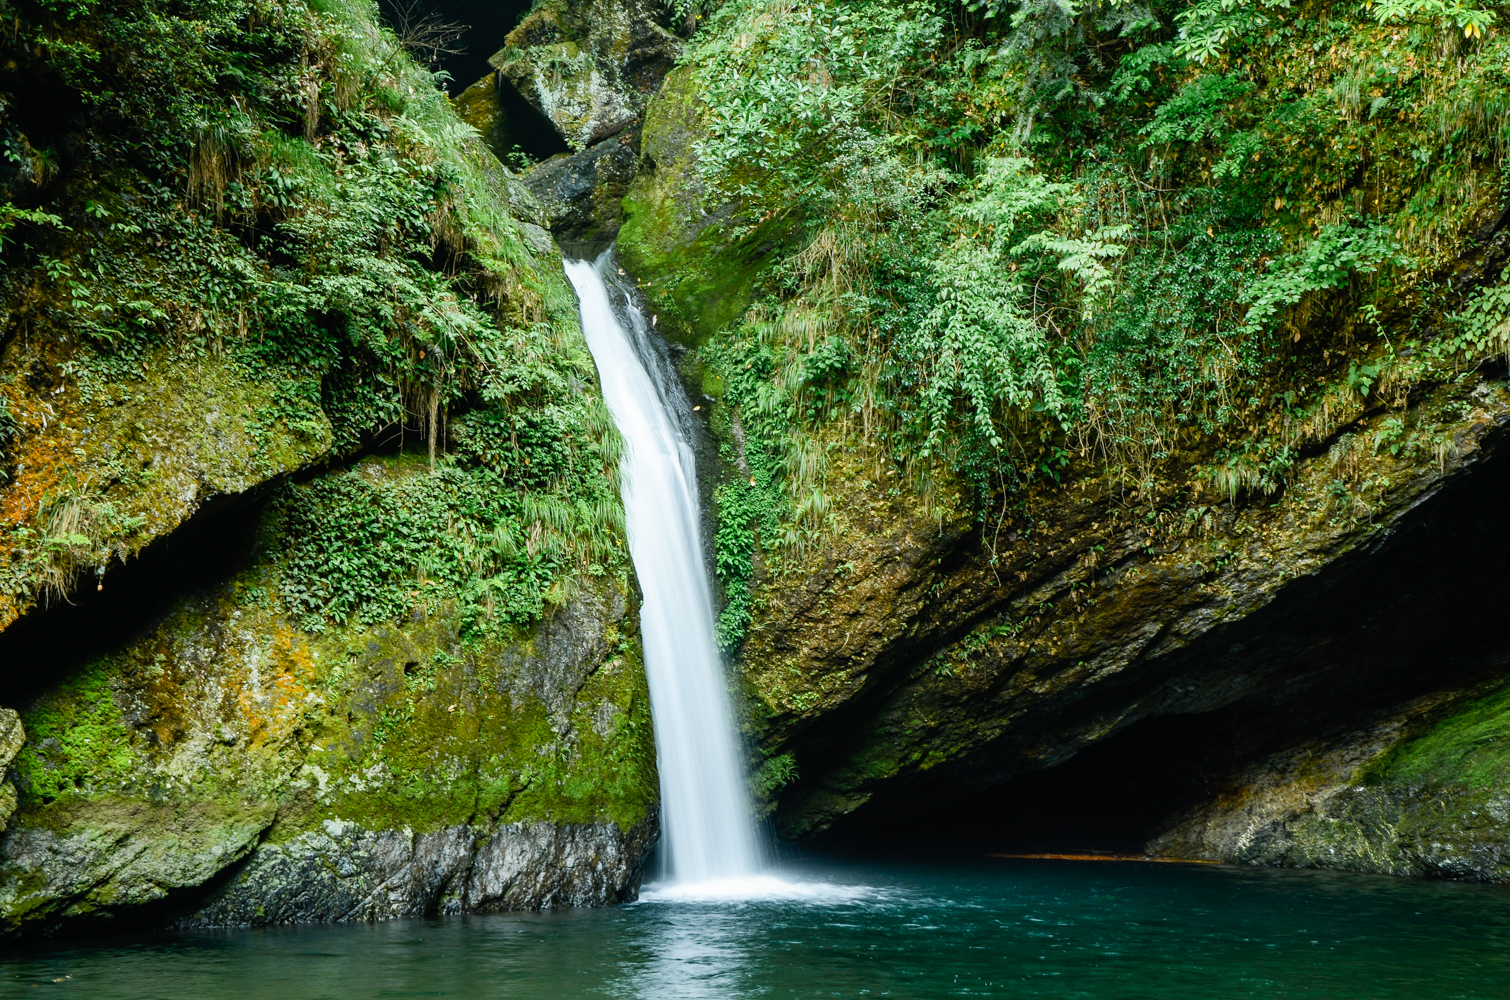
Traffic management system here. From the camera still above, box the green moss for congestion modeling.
[15,662,139,802]
[280,607,657,836]
[1365,681,1510,790]
[616,65,800,347]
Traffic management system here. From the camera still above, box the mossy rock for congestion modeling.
[0,439,656,935]
[0,509,657,933]
[492,0,681,152]
[616,65,801,347]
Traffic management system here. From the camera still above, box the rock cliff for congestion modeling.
[607,0,1510,884]
[6,0,1510,938]
[0,0,659,935]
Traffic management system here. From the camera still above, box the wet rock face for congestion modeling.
[185,816,656,926]
[1146,679,1510,882]
[617,65,800,347]
[0,709,21,832]
[0,801,274,925]
[519,129,640,244]
[492,0,681,152]
[0,521,658,936]
[734,372,1510,847]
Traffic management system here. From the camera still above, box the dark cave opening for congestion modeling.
[0,494,266,709]
[820,403,1510,859]
[377,0,532,90]
[377,0,571,164]
[823,714,1222,857]
[489,75,573,164]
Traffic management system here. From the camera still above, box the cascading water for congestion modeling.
[564,251,762,887]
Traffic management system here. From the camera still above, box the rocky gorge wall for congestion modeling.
[561,0,1510,885]
[0,487,658,935]
[6,0,1510,941]
[0,0,661,936]
[407,0,1510,888]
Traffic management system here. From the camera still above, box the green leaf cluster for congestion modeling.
[0,0,625,628]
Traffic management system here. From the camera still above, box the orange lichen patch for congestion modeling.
[236,628,317,745]
[131,649,191,748]
[0,385,84,534]
[268,626,318,683]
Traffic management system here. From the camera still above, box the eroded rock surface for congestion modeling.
[1149,679,1510,881]
[0,709,21,832]
[186,816,655,926]
[521,129,640,244]
[727,372,1510,843]
[0,518,657,936]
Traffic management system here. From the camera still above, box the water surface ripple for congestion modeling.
[4,857,1509,998]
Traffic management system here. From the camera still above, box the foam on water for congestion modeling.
[637,875,873,905]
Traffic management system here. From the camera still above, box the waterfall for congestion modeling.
[565,252,762,886]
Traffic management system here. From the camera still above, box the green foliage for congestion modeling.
[1141,73,1253,146]
[1237,224,1407,335]
[1438,267,1510,360]
[1173,0,1292,65]
[663,0,1509,624]
[752,751,799,798]
[900,241,1061,456]
[706,333,787,649]
[15,663,138,802]
[0,204,68,249]
[1371,0,1499,38]
[277,351,626,636]
[0,0,627,627]
[690,0,945,219]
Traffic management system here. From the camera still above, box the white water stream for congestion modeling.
[565,252,763,888]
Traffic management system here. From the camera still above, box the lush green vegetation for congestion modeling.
[0,0,625,630]
[665,0,1510,645]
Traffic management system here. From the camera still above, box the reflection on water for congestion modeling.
[4,857,1510,999]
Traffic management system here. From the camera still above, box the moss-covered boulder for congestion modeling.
[616,65,798,347]
[1149,678,1510,880]
[492,0,682,152]
[0,465,657,935]
[0,709,23,833]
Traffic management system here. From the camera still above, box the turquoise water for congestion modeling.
[4,857,1509,998]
